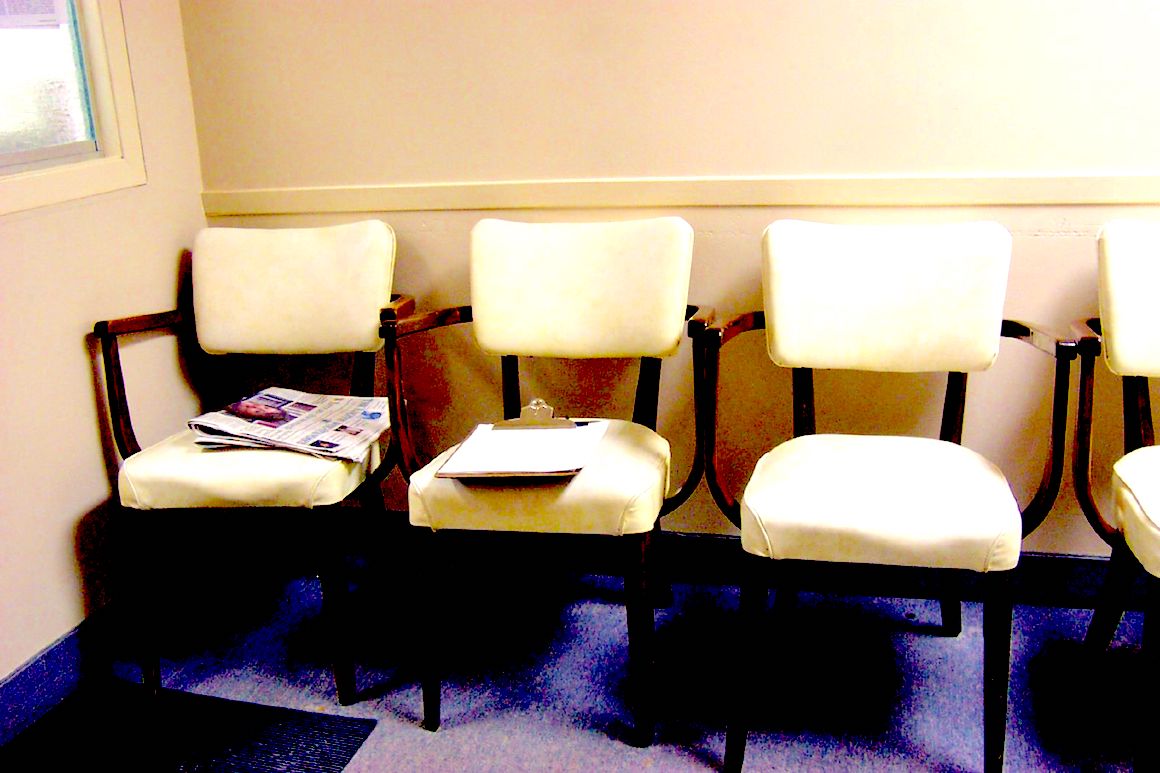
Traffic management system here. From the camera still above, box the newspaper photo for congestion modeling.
[188,387,390,462]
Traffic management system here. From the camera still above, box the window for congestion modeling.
[0,0,144,215]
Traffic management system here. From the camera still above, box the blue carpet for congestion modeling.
[3,568,1145,771]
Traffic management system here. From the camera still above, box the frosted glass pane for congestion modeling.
[0,1,94,158]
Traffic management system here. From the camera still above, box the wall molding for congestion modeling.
[202,174,1160,216]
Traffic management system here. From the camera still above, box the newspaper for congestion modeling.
[188,387,390,462]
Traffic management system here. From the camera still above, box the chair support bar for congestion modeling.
[93,309,184,459]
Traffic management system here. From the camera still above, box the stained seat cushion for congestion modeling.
[1110,446,1160,577]
[118,429,381,509]
[740,434,1021,572]
[408,419,670,535]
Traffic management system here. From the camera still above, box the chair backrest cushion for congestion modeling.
[193,220,395,355]
[762,219,1012,372]
[470,217,694,358]
[1098,220,1160,377]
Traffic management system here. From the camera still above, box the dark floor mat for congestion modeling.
[0,681,375,772]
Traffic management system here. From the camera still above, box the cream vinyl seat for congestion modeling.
[697,220,1076,773]
[1074,221,1160,683]
[93,220,415,705]
[381,216,708,746]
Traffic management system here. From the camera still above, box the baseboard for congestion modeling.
[0,533,1128,747]
[1,621,88,745]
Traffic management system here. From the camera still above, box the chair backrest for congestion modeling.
[761,219,1012,373]
[469,217,694,358]
[193,220,396,355]
[1098,220,1160,378]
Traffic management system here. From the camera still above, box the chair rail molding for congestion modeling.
[202,174,1160,216]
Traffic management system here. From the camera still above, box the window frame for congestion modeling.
[1,0,145,216]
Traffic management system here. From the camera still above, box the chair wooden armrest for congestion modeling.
[658,305,716,516]
[685,303,715,335]
[378,301,474,477]
[692,311,767,527]
[1070,314,1126,546]
[395,304,474,339]
[93,309,185,459]
[1000,319,1080,361]
[997,319,1080,536]
[380,293,417,323]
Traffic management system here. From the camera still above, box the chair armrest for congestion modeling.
[92,309,184,460]
[379,293,417,324]
[690,311,766,528]
[685,303,715,335]
[1072,317,1103,358]
[1070,314,1123,547]
[378,301,473,478]
[94,309,184,338]
[381,304,473,340]
[1000,319,1080,361]
[659,305,717,516]
[995,319,1082,536]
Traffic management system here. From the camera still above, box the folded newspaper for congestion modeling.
[188,387,390,462]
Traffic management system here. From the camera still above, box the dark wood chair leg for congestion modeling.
[647,521,674,608]
[421,669,442,732]
[318,566,357,705]
[1084,542,1135,654]
[118,509,162,696]
[725,559,767,773]
[420,531,442,732]
[1139,576,1160,770]
[625,532,656,747]
[982,571,1013,773]
[318,504,360,705]
[939,598,962,637]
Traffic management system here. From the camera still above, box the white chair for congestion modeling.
[1074,221,1160,672]
[380,216,708,745]
[697,219,1076,772]
[93,220,416,704]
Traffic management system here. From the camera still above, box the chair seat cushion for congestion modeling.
[740,434,1021,571]
[1111,446,1160,577]
[408,419,670,535]
[118,430,380,509]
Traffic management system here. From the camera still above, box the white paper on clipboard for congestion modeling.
[436,420,609,478]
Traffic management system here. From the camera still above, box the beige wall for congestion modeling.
[8,0,1152,692]
[0,1,205,679]
[182,1,1160,557]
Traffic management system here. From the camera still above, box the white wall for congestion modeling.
[0,0,205,679]
[181,0,1160,557]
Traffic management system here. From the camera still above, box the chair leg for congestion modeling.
[939,598,962,637]
[318,503,361,705]
[625,531,655,747]
[725,560,767,773]
[1084,542,1135,654]
[1139,576,1160,770]
[116,508,162,696]
[421,662,442,733]
[318,566,357,705]
[982,572,1013,773]
[647,520,674,608]
[420,531,442,732]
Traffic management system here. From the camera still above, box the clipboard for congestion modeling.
[435,420,609,479]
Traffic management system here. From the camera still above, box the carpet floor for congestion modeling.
[1,568,1145,771]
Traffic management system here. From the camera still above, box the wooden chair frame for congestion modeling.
[93,281,417,705]
[696,312,1077,773]
[1072,318,1160,656]
[379,302,712,746]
